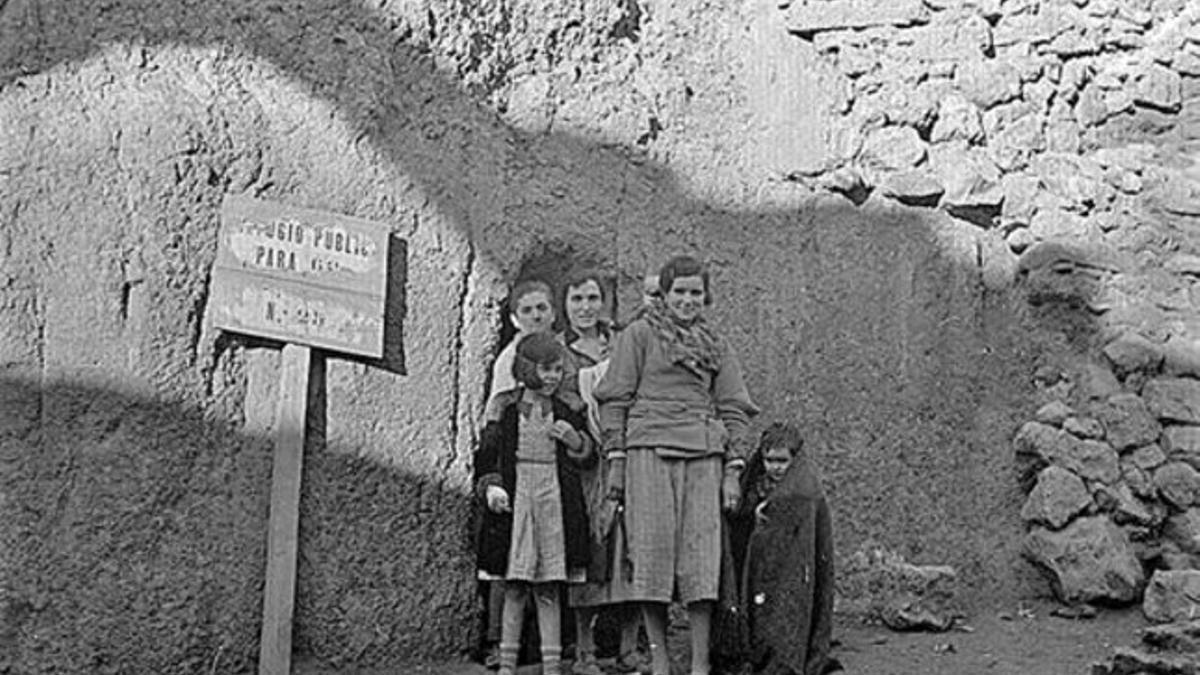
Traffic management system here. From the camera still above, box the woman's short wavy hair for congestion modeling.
[658,255,712,305]
[512,332,565,390]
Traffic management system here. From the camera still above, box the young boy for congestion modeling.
[722,422,838,675]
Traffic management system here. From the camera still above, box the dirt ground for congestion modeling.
[295,599,1150,675]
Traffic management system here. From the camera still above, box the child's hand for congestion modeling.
[485,485,511,513]
[549,420,583,451]
[606,457,626,502]
[721,472,742,513]
[754,499,771,525]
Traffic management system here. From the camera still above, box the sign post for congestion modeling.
[259,343,310,675]
[210,195,391,675]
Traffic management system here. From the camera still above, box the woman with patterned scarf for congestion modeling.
[594,255,760,675]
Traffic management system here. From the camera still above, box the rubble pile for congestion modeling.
[1013,335,1200,605]
[837,545,965,631]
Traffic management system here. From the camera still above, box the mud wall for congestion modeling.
[0,0,1191,671]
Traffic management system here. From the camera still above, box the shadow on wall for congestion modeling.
[0,367,477,674]
[0,0,1112,672]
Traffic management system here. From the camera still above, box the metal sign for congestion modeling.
[210,195,390,358]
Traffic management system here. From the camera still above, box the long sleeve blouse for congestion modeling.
[593,317,759,463]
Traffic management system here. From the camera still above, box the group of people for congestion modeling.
[473,256,835,675]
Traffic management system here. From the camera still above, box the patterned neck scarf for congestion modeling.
[642,298,722,375]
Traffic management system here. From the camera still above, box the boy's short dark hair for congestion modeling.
[512,333,564,390]
[759,421,804,457]
[507,278,553,314]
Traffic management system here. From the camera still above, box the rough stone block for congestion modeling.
[1036,400,1075,427]
[1140,619,1200,653]
[1015,421,1121,483]
[877,169,945,205]
[1023,516,1145,604]
[956,59,1022,110]
[1096,645,1200,674]
[989,114,1046,171]
[1174,50,1200,77]
[1001,172,1041,223]
[1070,439,1122,483]
[1130,444,1168,470]
[1044,30,1100,57]
[785,0,930,34]
[1075,84,1109,127]
[860,125,928,171]
[1144,570,1200,623]
[1034,151,1102,203]
[1045,118,1083,154]
[1155,461,1200,510]
[1097,393,1162,451]
[1123,461,1155,499]
[1164,509,1200,555]
[1145,378,1200,425]
[1095,482,1157,526]
[994,13,1061,48]
[1065,416,1105,439]
[1029,208,1091,241]
[931,94,985,144]
[1103,332,1166,377]
[1165,254,1200,276]
[1015,422,1062,459]
[902,19,992,61]
[1132,63,1183,112]
[838,546,961,630]
[1104,89,1136,116]
[1021,465,1093,529]
[1163,336,1200,378]
[1164,425,1200,458]
[929,143,1003,212]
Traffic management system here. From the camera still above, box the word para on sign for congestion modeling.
[228,218,378,276]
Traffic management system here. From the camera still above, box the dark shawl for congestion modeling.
[714,454,836,675]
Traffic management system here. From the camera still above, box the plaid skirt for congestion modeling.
[623,448,722,604]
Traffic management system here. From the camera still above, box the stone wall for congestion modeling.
[771,0,1200,611]
[776,0,1200,343]
[0,0,1195,671]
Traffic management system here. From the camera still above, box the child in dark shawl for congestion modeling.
[716,422,838,675]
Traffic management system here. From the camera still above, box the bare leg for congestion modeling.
[687,600,713,675]
[498,582,529,675]
[641,602,670,675]
[533,584,563,675]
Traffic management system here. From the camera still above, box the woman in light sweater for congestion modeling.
[595,255,759,675]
